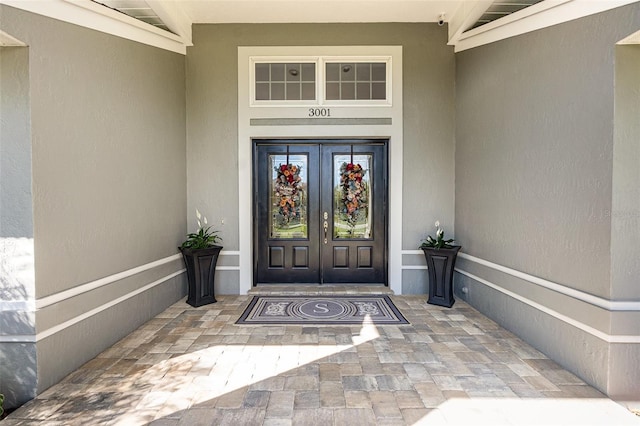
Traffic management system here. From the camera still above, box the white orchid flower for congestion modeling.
[435,220,440,229]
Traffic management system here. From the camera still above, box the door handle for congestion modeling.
[323,212,328,244]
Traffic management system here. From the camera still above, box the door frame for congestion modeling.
[238,45,403,294]
[253,139,388,286]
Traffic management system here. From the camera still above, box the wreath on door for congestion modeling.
[339,162,367,230]
[274,163,303,224]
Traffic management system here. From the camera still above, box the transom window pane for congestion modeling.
[325,62,386,101]
[255,63,316,101]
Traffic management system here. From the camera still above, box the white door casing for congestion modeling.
[238,46,403,294]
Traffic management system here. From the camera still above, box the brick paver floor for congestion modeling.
[4,290,639,425]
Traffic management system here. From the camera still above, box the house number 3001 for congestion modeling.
[308,108,331,117]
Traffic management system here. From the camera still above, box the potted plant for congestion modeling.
[420,221,461,308]
[179,214,223,307]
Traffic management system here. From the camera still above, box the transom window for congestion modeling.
[325,62,386,100]
[251,56,390,105]
[255,63,316,101]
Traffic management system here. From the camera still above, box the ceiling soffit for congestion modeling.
[4,0,638,53]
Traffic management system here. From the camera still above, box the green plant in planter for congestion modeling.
[1,393,4,417]
[420,221,455,249]
[419,220,460,308]
[179,211,224,307]
[181,211,222,249]
[180,226,222,249]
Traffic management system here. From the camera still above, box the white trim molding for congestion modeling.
[238,45,404,295]
[401,249,640,343]
[32,250,235,310]
[451,0,639,52]
[456,268,640,344]
[216,266,241,271]
[36,269,185,341]
[1,0,189,54]
[36,254,183,309]
[0,268,185,343]
[248,55,393,108]
[217,251,240,271]
[402,248,640,311]
[447,0,493,48]
[457,253,640,312]
[144,0,193,46]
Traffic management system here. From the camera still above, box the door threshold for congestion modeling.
[248,284,393,296]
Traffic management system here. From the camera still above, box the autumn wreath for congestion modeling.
[339,162,367,231]
[274,163,303,224]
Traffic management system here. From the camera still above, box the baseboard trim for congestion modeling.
[36,269,185,341]
[457,253,640,312]
[456,268,640,344]
[36,254,183,309]
[0,269,185,343]
[402,249,640,312]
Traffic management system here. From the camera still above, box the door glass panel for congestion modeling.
[270,154,308,239]
[333,154,372,239]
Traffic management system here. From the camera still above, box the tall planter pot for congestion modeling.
[179,245,222,307]
[422,246,461,308]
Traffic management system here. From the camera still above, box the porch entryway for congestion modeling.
[254,140,388,286]
[5,292,636,425]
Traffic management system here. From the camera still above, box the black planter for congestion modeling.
[179,245,222,307]
[421,246,461,308]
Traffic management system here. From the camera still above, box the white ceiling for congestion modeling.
[7,0,637,54]
[97,0,471,30]
[93,0,547,49]
[179,0,465,24]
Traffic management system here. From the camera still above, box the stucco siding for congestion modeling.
[454,3,640,399]
[186,23,455,293]
[0,5,187,407]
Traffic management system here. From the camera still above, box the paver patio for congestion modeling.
[3,290,639,425]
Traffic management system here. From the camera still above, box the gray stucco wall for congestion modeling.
[612,44,640,301]
[610,43,640,401]
[455,4,640,400]
[186,23,455,293]
[1,46,32,238]
[0,5,187,408]
[0,37,37,411]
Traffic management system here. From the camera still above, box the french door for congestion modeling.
[254,140,387,285]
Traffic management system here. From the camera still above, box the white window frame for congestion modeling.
[321,56,392,107]
[250,57,320,107]
[249,55,392,107]
[239,45,403,296]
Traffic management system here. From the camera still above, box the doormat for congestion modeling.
[236,295,409,325]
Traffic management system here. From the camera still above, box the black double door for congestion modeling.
[254,140,387,285]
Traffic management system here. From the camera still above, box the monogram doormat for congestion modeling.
[236,295,409,325]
